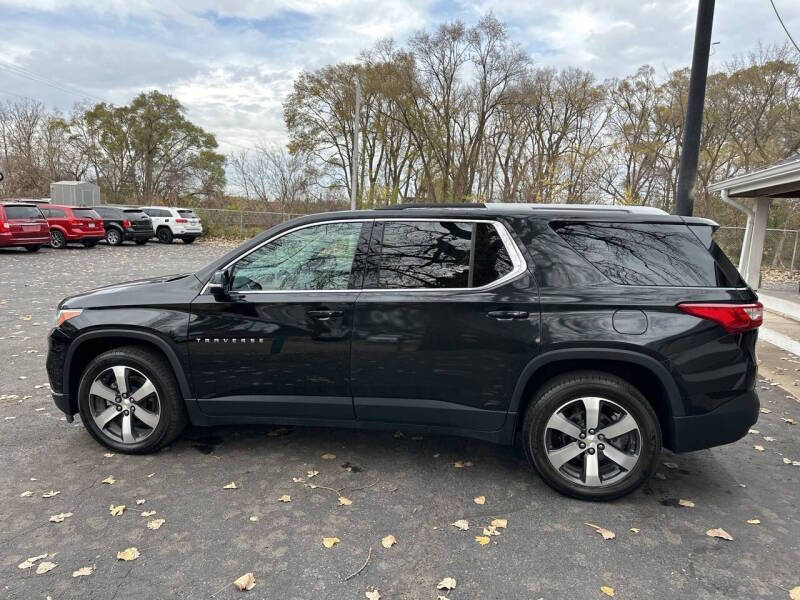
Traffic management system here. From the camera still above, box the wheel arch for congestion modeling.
[64,329,192,415]
[510,349,682,448]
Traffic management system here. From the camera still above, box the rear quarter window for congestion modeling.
[552,222,744,288]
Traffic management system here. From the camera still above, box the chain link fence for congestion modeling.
[715,226,799,271]
[191,207,309,239]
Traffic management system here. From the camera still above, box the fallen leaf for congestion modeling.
[763,436,776,442]
[782,417,796,425]
[784,458,792,464]
[437,577,457,591]
[451,519,469,531]
[42,490,60,498]
[585,523,616,540]
[790,586,800,600]
[746,518,761,525]
[753,445,765,452]
[147,518,165,530]
[103,452,115,458]
[654,472,666,480]
[278,494,291,503]
[109,504,126,516]
[601,585,615,597]
[706,528,733,541]
[233,572,255,591]
[453,460,472,468]
[760,408,772,414]
[116,547,140,561]
[147,473,155,478]
[678,499,695,508]
[365,589,381,600]
[102,476,115,485]
[36,561,57,575]
[490,518,507,529]
[141,510,157,517]
[475,535,490,545]
[322,537,340,548]
[630,527,640,534]
[20,490,32,497]
[18,553,48,569]
[292,477,304,483]
[663,461,678,469]
[307,470,319,478]
[749,429,760,434]
[321,453,337,460]
[49,512,73,523]
[72,565,94,577]
[223,482,238,489]
[249,516,259,522]
[473,495,486,505]
[338,496,352,506]
[136,498,146,505]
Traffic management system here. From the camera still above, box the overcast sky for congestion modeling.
[2,0,800,154]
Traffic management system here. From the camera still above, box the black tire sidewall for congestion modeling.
[106,229,122,245]
[523,373,661,501]
[157,228,173,243]
[77,349,179,454]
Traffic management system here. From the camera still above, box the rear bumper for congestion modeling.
[0,232,51,246]
[124,228,154,241]
[66,231,105,241]
[669,390,759,452]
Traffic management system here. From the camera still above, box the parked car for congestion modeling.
[40,204,105,248]
[0,202,50,252]
[140,206,202,244]
[92,206,154,246]
[46,204,761,500]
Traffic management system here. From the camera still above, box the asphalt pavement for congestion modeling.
[1,241,799,600]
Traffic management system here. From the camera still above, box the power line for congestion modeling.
[0,60,108,103]
[770,0,800,55]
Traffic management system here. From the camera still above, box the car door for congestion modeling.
[188,219,371,420]
[351,218,539,432]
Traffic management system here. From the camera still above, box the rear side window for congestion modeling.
[44,208,66,218]
[178,209,197,218]
[377,221,513,289]
[4,205,44,219]
[553,222,743,287]
[72,208,101,219]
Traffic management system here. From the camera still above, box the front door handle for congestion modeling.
[307,309,344,321]
[487,310,529,321]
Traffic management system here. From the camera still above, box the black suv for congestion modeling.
[92,206,154,246]
[46,204,761,500]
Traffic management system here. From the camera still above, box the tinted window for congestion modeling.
[178,209,197,218]
[46,208,66,218]
[73,208,101,219]
[553,222,739,287]
[4,205,44,219]
[232,222,362,291]
[473,223,513,287]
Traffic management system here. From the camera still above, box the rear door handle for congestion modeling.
[307,309,344,321]
[487,310,529,321]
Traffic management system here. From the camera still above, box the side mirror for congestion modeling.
[207,269,231,298]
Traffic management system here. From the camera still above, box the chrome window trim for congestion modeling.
[201,217,528,295]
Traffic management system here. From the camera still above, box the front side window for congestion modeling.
[231,222,363,291]
[377,221,514,289]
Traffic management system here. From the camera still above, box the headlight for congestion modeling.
[55,309,82,327]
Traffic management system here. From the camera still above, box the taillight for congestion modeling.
[678,302,763,333]
[175,218,188,223]
[122,220,131,227]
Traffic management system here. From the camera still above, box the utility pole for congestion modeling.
[675,0,715,216]
[350,79,361,211]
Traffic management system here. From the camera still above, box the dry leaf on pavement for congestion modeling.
[18,553,48,569]
[475,535,490,545]
[102,476,115,485]
[147,518,165,530]
[103,452,114,458]
[490,518,507,529]
[20,491,32,497]
[706,528,733,541]
[278,495,292,503]
[753,445,765,452]
[790,586,800,600]
[338,496,353,506]
[678,499,695,508]
[117,547,140,561]
[307,470,319,478]
[141,510,156,517]
[482,525,500,536]
[630,528,640,534]
[453,460,472,468]
[585,523,616,540]
[35,561,57,575]
[322,537,340,548]
[663,461,678,469]
[746,519,761,525]
[233,572,256,591]
[381,534,397,548]
[437,577,457,590]
[292,477,304,483]
[109,504,126,516]
[223,482,238,489]
[249,516,259,522]
[365,589,381,600]
[473,495,486,505]
[41,490,60,498]
[451,519,469,531]
[601,585,615,597]
[136,499,146,505]
[49,512,73,523]
[321,453,337,460]
[72,566,94,577]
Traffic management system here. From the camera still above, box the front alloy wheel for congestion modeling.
[88,366,161,444]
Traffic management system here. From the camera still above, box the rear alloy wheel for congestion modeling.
[157,227,173,243]
[25,245,41,252]
[77,346,187,453]
[50,230,66,249]
[522,371,661,501]
[105,228,122,246]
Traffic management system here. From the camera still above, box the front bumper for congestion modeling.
[46,329,73,420]
[669,390,759,452]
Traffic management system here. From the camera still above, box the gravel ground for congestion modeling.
[1,240,799,600]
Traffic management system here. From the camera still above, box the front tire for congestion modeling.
[522,371,661,501]
[105,228,123,246]
[156,227,173,244]
[77,346,187,454]
[50,230,66,249]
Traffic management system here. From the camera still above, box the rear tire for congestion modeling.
[50,230,66,249]
[25,245,41,252]
[105,228,123,246]
[156,227,173,244]
[77,346,187,454]
[521,371,661,501]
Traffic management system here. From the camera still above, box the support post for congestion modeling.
[350,79,361,211]
[742,197,771,290]
[675,0,715,216]
[792,230,798,272]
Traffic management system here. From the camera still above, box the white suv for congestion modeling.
[140,206,203,244]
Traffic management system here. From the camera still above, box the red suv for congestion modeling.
[0,202,50,252]
[41,204,105,248]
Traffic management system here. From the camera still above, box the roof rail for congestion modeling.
[374,202,486,210]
